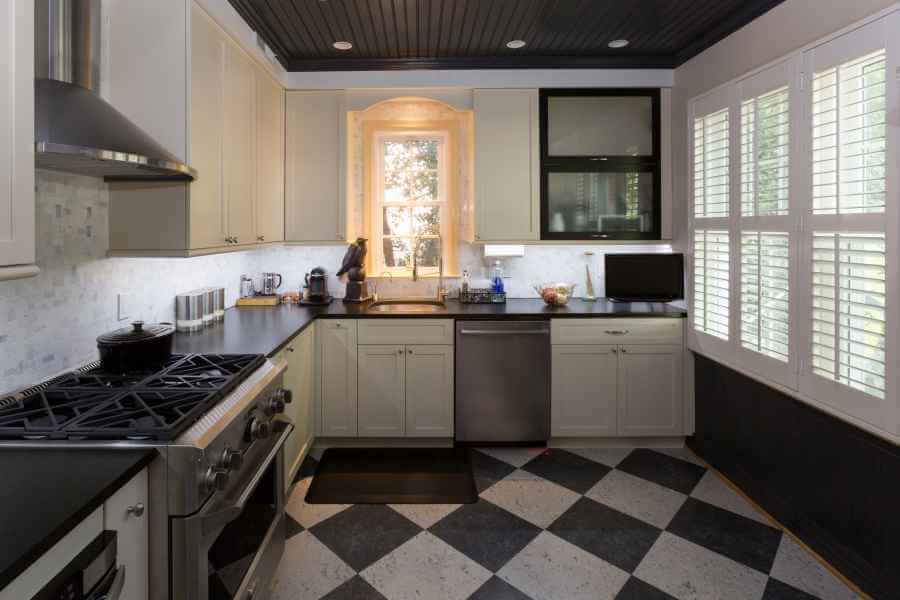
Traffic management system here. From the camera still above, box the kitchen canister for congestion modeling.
[175,290,205,332]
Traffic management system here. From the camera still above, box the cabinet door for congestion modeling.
[358,345,406,437]
[320,320,358,436]
[405,345,454,437]
[189,5,226,249]
[617,345,683,436]
[0,0,36,279]
[104,469,149,600]
[255,69,284,243]
[281,327,315,488]
[551,345,618,437]
[473,89,539,241]
[285,91,345,242]
[223,42,256,246]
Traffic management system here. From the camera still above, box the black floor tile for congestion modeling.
[616,577,677,600]
[321,576,388,600]
[295,454,319,483]
[470,449,517,493]
[310,505,422,571]
[468,576,533,600]
[616,449,706,494]
[520,448,611,494]
[667,498,783,574]
[285,514,304,539]
[430,499,542,572]
[762,578,819,600]
[547,497,662,573]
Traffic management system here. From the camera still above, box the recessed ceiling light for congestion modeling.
[608,39,629,49]
[333,41,353,51]
[506,40,526,49]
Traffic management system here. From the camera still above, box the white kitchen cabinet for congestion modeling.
[277,326,315,489]
[473,89,540,242]
[617,345,683,436]
[551,345,619,437]
[358,345,407,436]
[256,71,285,244]
[319,320,358,436]
[405,345,454,437]
[0,0,37,281]
[285,91,346,243]
[223,42,257,247]
[104,469,149,600]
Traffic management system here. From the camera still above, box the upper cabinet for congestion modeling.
[540,89,662,241]
[0,0,38,281]
[285,91,346,243]
[473,89,540,242]
[106,2,284,257]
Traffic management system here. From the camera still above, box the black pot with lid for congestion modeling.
[97,320,175,373]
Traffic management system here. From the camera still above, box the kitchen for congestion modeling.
[1,0,897,599]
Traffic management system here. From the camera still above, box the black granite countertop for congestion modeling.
[174,298,686,357]
[0,447,157,589]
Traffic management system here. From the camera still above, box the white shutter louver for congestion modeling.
[693,230,730,340]
[693,109,730,218]
[811,49,887,215]
[811,232,886,399]
[741,88,790,216]
[741,232,790,361]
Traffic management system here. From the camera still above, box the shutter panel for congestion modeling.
[811,49,887,215]
[741,232,790,361]
[693,109,730,218]
[811,232,886,399]
[741,87,790,216]
[693,230,730,340]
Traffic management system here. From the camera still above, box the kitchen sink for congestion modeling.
[366,299,447,313]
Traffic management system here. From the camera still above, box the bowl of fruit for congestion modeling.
[534,282,577,306]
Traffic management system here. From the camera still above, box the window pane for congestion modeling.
[694,109,730,218]
[383,139,439,203]
[741,87,790,216]
[412,206,440,236]
[547,171,655,234]
[414,237,440,268]
[382,237,413,268]
[741,232,790,361]
[694,229,730,340]
[547,96,653,156]
[383,207,411,236]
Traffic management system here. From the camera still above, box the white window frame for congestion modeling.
[371,130,450,277]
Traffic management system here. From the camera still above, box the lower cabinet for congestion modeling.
[552,343,683,437]
[277,325,315,489]
[405,345,454,437]
[104,469,149,600]
[358,345,406,437]
[319,320,358,437]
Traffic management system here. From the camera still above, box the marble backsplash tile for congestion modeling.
[0,171,672,393]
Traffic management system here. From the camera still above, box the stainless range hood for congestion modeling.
[35,0,196,181]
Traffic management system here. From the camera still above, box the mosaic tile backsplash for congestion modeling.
[0,171,672,394]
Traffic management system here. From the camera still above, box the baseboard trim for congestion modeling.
[550,436,686,448]
[287,436,314,486]
[315,437,454,449]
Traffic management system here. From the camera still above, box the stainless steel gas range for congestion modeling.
[0,354,293,600]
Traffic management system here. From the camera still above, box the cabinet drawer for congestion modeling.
[552,318,683,345]
[358,319,454,345]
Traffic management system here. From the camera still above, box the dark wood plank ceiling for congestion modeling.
[229,0,786,71]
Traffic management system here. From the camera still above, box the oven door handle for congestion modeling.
[201,422,293,536]
[89,565,126,600]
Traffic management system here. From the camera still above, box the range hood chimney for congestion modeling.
[34,0,196,181]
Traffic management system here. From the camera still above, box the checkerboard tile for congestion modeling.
[272,447,860,600]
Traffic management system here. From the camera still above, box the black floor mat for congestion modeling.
[304,447,478,504]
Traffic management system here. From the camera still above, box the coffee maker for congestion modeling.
[300,267,332,305]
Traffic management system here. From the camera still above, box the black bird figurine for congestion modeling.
[337,237,368,278]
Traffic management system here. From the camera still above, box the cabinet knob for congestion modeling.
[257,235,265,242]
[126,503,145,517]
[397,349,403,355]
[287,346,295,352]
[621,348,628,353]
[408,349,412,354]
[611,348,618,354]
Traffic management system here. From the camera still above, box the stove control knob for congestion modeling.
[268,388,292,415]
[220,448,243,471]
[204,467,229,493]
[249,418,271,441]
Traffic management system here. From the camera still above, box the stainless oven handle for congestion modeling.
[201,422,293,536]
[90,565,125,600]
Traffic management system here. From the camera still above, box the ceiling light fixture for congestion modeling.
[506,40,526,49]
[333,41,353,50]
[608,39,629,49]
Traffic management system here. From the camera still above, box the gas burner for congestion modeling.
[0,353,265,441]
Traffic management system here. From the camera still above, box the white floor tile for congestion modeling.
[477,447,547,468]
[271,531,355,600]
[480,469,580,528]
[497,531,630,600]
[568,447,634,468]
[690,471,770,525]
[770,536,859,600]
[586,469,687,529]
[361,531,492,600]
[388,503,461,529]
[285,477,350,529]
[634,532,769,600]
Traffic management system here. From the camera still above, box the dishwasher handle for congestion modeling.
[458,328,548,336]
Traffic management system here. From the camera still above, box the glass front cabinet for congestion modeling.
[540,89,662,240]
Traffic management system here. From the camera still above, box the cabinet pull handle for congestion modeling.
[408,349,413,354]
[604,330,629,335]
[398,349,403,355]
[621,348,628,353]
[611,348,618,354]
[287,346,295,352]
[127,503,145,517]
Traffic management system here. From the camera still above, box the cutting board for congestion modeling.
[236,295,280,307]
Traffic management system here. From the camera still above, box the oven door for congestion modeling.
[171,421,292,600]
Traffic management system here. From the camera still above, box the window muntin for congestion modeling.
[693,109,730,219]
[741,87,790,216]
[693,230,730,341]
[740,232,790,361]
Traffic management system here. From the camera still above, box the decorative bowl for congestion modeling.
[534,282,577,306]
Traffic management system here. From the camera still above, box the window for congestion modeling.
[741,232,790,361]
[693,230,730,341]
[694,108,730,219]
[741,88,790,216]
[372,132,449,276]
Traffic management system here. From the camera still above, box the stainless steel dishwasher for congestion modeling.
[455,320,550,443]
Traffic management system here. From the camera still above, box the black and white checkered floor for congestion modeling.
[272,447,859,600]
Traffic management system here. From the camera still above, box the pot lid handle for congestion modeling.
[131,321,144,332]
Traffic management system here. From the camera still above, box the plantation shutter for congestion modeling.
[693,230,730,340]
[741,232,790,362]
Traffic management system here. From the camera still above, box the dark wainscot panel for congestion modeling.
[689,354,900,599]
